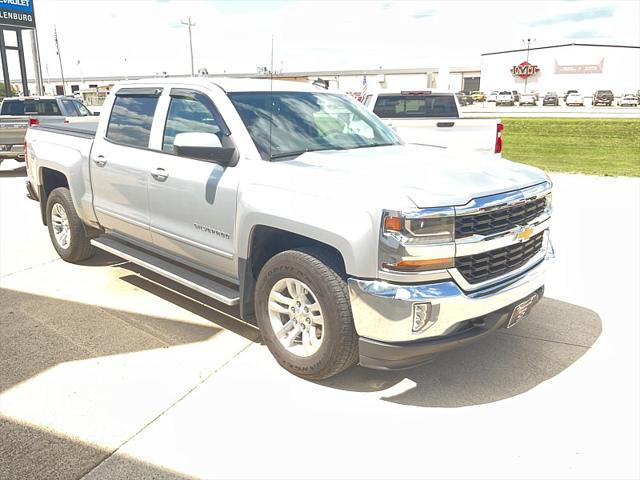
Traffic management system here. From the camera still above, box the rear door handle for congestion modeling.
[93,155,106,167]
[437,122,455,128]
[151,167,168,182]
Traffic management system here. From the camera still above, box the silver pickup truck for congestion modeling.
[0,95,94,164]
[25,78,554,379]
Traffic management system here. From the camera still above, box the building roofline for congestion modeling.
[11,66,480,84]
[481,42,640,56]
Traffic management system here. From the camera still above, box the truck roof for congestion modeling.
[1,96,71,102]
[117,77,326,93]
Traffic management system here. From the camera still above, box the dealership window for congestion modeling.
[373,94,458,118]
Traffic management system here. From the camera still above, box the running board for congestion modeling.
[91,236,240,306]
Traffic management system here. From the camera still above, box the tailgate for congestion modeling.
[0,116,29,147]
[386,118,499,155]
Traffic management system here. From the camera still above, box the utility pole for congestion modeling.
[54,26,66,95]
[522,37,536,94]
[181,17,196,76]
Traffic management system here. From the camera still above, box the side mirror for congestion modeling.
[173,132,235,165]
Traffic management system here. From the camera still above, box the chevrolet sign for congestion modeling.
[0,0,35,29]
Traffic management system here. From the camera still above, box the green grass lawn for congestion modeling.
[501,118,640,177]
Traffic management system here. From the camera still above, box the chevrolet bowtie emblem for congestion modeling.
[514,226,534,242]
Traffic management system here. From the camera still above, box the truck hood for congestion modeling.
[277,144,548,209]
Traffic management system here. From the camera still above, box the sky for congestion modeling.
[10,0,640,80]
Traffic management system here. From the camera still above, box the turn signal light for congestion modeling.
[383,215,403,232]
[383,257,454,272]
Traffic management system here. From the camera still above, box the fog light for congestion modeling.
[412,302,434,334]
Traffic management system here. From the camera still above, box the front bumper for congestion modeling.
[348,239,554,369]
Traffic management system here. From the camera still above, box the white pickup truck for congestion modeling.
[25,78,553,379]
[363,91,503,156]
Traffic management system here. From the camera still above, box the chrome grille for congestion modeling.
[455,231,545,284]
[455,197,546,238]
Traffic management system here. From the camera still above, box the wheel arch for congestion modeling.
[39,167,70,225]
[238,224,348,322]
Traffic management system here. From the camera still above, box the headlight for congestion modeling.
[383,208,455,244]
[380,208,455,273]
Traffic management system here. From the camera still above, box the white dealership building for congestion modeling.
[480,43,640,97]
[11,43,638,103]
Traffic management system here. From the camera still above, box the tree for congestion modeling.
[0,83,19,101]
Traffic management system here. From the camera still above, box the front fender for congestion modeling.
[236,185,381,278]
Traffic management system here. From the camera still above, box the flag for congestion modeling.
[360,75,367,101]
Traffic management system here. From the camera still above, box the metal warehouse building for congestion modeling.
[480,43,640,97]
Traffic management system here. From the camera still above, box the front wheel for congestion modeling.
[255,248,358,380]
[46,187,95,263]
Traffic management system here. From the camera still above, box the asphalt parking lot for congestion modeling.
[1,159,638,479]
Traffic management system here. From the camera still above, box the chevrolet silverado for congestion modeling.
[24,78,554,379]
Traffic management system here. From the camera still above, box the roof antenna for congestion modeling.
[268,34,274,160]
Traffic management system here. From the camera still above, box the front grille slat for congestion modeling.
[455,232,544,284]
[455,197,546,238]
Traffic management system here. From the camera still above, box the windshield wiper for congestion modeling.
[270,148,328,160]
[270,143,397,160]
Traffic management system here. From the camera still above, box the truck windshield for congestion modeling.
[0,99,62,116]
[228,91,401,160]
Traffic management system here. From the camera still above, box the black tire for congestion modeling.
[255,248,358,380]
[46,187,95,263]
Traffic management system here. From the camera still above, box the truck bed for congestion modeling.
[33,122,98,138]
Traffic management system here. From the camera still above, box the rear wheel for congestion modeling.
[255,248,358,380]
[46,187,95,263]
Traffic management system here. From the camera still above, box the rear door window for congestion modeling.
[106,94,160,148]
[373,95,459,118]
[74,101,92,116]
[61,98,79,116]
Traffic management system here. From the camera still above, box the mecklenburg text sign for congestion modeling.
[0,0,35,29]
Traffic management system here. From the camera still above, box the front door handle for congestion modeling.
[151,167,169,182]
[93,155,106,167]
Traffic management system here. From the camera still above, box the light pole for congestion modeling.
[181,17,196,76]
[522,38,536,94]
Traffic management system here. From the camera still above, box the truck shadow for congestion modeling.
[0,165,26,178]
[317,298,602,407]
[1,415,197,480]
[77,251,261,341]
